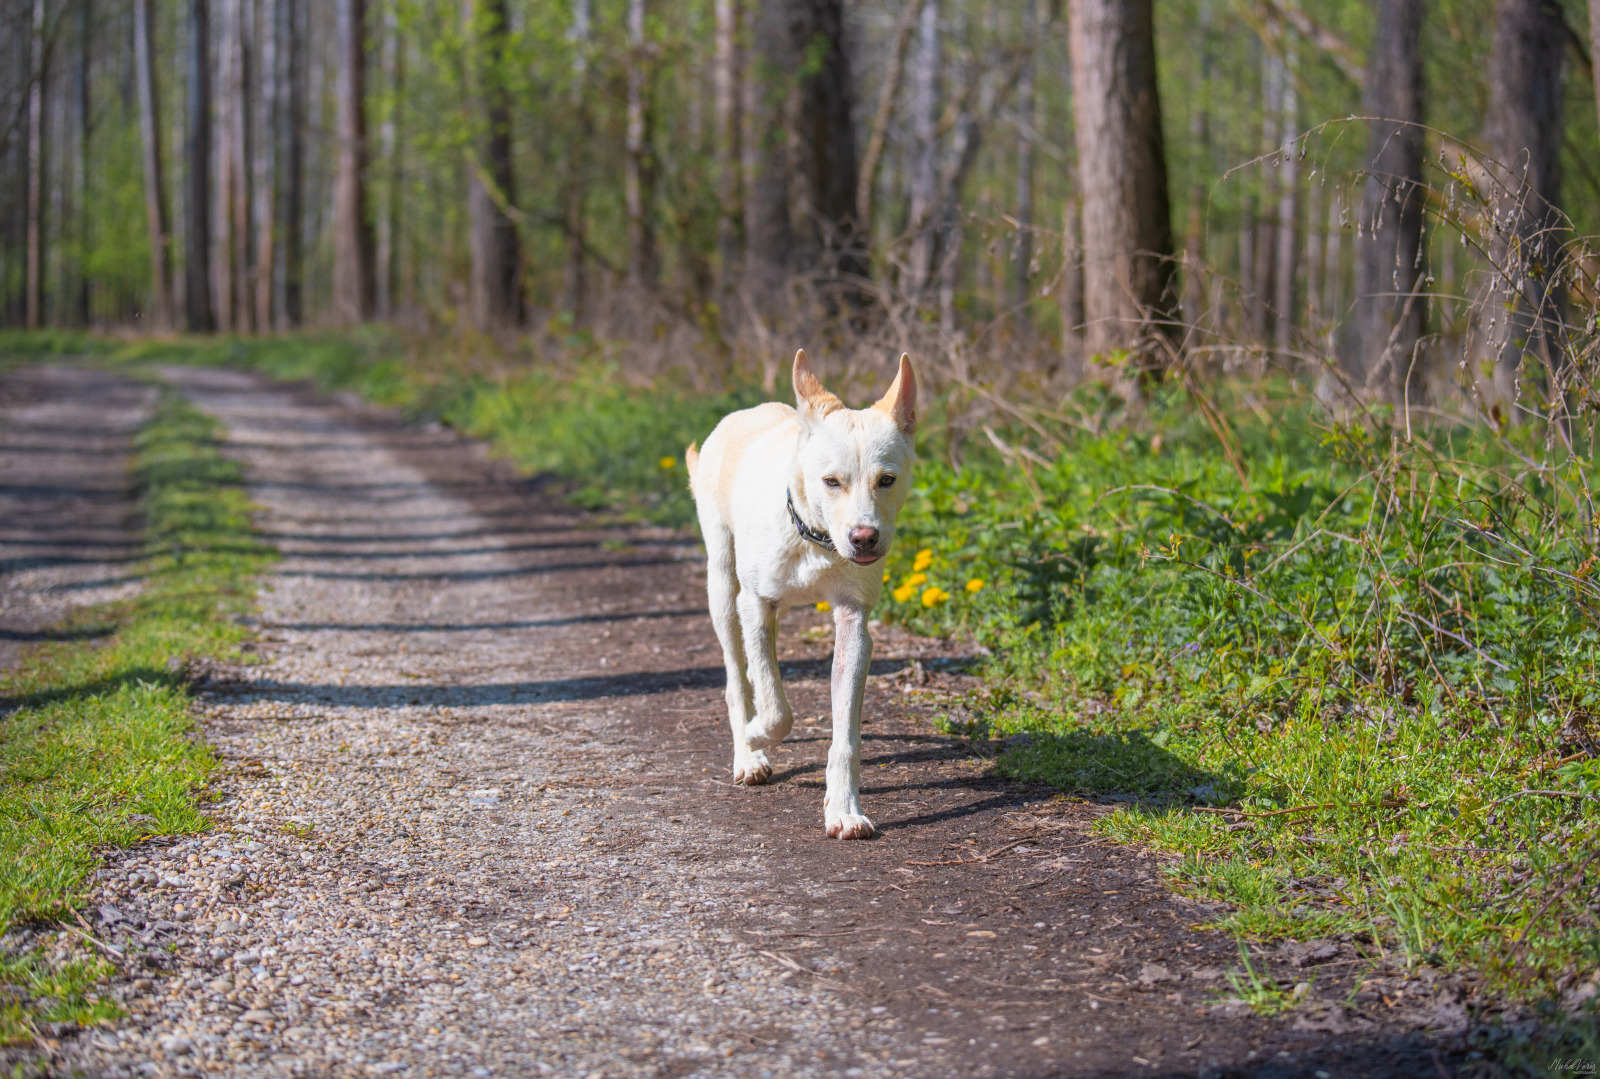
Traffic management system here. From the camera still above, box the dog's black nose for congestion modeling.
[849,526,880,550]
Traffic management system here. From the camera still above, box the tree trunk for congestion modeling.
[1180,0,1212,330]
[1273,38,1298,360]
[714,0,741,292]
[1349,0,1424,404]
[905,0,940,295]
[376,1,403,319]
[742,0,861,298]
[1480,0,1565,404]
[466,0,521,329]
[75,0,90,324]
[562,0,590,318]
[25,0,46,330]
[135,0,175,328]
[212,0,234,331]
[1067,0,1177,366]
[281,0,302,325]
[624,0,657,287]
[185,0,214,330]
[1252,42,1281,344]
[1590,0,1600,132]
[333,0,374,323]
[254,0,276,330]
[857,0,925,230]
[1012,0,1037,311]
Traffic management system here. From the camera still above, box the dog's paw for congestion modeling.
[825,811,876,840]
[733,750,772,785]
[743,713,793,750]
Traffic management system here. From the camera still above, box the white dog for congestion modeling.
[686,350,916,839]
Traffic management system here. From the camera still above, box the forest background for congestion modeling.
[3,0,1600,1051]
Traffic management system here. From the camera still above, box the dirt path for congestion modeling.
[32,367,1476,1078]
[0,365,155,671]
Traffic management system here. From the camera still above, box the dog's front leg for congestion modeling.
[824,603,874,839]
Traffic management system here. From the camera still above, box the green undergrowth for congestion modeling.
[876,381,1600,1006]
[0,384,272,1042]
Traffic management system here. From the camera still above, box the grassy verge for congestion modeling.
[5,330,1596,1017]
[0,383,273,1042]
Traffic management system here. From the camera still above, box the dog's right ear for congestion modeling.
[792,349,844,419]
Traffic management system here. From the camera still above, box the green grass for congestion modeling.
[0,383,273,1042]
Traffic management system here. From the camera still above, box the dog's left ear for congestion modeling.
[792,349,845,419]
[873,353,917,435]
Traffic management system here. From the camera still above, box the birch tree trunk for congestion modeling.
[1349,0,1424,403]
[1068,0,1177,367]
[1252,42,1281,344]
[135,0,175,328]
[713,0,740,292]
[254,0,277,330]
[25,0,46,330]
[185,0,214,330]
[624,0,657,287]
[333,0,374,323]
[466,0,521,328]
[1480,0,1565,405]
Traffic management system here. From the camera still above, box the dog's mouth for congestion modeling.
[849,552,881,565]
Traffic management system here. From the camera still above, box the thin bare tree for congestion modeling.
[624,0,657,288]
[562,0,590,318]
[333,0,375,323]
[134,0,174,328]
[281,0,302,325]
[713,0,740,292]
[185,0,214,330]
[254,0,277,330]
[466,0,520,328]
[25,0,46,330]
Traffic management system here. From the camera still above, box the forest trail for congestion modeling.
[32,366,1471,1079]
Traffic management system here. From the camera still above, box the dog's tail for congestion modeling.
[684,442,699,495]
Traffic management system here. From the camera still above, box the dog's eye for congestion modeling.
[877,475,896,488]
[823,476,842,488]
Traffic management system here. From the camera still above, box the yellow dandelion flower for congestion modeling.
[815,601,831,612]
[659,455,677,470]
[966,578,985,593]
[892,584,916,603]
[912,548,934,572]
[906,572,927,587]
[921,586,950,607]
[882,570,890,582]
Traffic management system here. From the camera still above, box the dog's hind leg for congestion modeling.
[705,536,766,784]
[738,589,794,756]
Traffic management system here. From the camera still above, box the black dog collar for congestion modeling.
[787,490,837,552]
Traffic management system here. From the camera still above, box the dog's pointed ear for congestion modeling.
[873,353,917,435]
[792,349,844,419]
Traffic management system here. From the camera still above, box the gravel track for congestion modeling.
[3,365,1485,1079]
